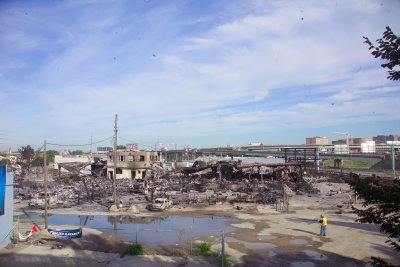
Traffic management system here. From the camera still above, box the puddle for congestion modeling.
[290,239,309,245]
[21,214,235,245]
[288,218,319,224]
[290,262,315,267]
[333,214,354,221]
[304,250,327,260]
[256,234,277,241]
[225,237,276,256]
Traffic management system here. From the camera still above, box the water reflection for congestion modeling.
[24,214,235,245]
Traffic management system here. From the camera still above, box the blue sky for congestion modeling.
[0,0,399,151]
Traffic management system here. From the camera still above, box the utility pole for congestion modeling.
[90,134,93,159]
[221,232,225,267]
[113,114,118,206]
[44,140,48,229]
[392,142,396,179]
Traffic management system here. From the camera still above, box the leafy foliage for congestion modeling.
[116,145,126,150]
[212,251,229,267]
[127,243,146,255]
[347,173,400,252]
[46,150,59,163]
[0,158,10,165]
[32,149,59,166]
[198,241,211,255]
[69,150,84,156]
[363,26,400,81]
[370,256,398,267]
[9,235,17,244]
[18,145,35,174]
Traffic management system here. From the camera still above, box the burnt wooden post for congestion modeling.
[284,148,288,163]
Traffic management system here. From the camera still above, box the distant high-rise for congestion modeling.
[332,139,347,145]
[332,137,368,145]
[306,136,328,145]
[372,135,400,144]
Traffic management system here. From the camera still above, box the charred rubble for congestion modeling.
[14,159,309,212]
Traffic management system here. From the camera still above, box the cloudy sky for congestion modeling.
[0,0,399,151]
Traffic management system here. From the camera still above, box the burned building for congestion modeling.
[107,150,163,179]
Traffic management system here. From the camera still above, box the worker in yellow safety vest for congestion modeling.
[319,215,328,236]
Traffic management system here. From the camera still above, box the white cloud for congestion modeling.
[1,0,399,149]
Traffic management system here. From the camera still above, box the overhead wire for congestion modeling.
[47,136,114,147]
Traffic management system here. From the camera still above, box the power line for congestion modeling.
[47,136,114,147]
[36,144,45,152]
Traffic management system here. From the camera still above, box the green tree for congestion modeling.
[46,150,59,163]
[0,158,10,165]
[347,27,400,266]
[32,149,59,166]
[117,145,126,150]
[69,150,84,156]
[363,26,400,81]
[18,145,35,174]
[348,174,400,266]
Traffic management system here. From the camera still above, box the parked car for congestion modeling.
[147,198,172,211]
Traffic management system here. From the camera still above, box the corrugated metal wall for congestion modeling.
[0,169,14,247]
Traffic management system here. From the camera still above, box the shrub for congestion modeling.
[9,235,17,244]
[212,251,229,267]
[127,243,145,255]
[198,242,211,255]
[303,182,314,191]
[171,249,188,257]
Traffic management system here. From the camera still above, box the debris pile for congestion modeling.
[14,157,340,213]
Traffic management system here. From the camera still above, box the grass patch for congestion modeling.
[323,160,375,169]
[127,243,146,255]
[170,248,188,257]
[212,251,229,267]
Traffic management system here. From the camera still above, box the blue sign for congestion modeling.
[48,228,82,238]
[0,165,5,216]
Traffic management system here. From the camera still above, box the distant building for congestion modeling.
[373,135,400,144]
[107,150,163,179]
[248,142,264,146]
[332,139,347,145]
[334,144,349,154]
[352,138,369,145]
[332,137,368,145]
[306,136,328,145]
[361,141,376,153]
[97,147,113,154]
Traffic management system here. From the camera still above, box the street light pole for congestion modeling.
[113,114,118,206]
[391,142,396,179]
[44,140,48,229]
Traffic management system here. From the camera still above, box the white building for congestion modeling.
[361,141,376,153]
[53,155,92,173]
[334,144,349,154]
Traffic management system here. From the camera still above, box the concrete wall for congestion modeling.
[0,170,14,247]
[53,155,92,169]
[108,168,147,179]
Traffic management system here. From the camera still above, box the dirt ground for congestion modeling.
[1,182,399,267]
